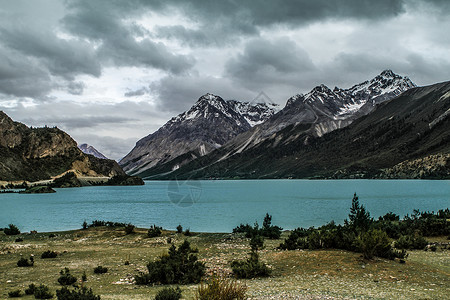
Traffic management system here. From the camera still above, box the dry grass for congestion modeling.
[0,228,448,299]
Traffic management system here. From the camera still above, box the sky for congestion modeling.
[0,0,449,160]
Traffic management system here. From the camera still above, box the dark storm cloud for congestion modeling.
[0,46,53,98]
[147,0,406,47]
[124,87,149,97]
[67,81,85,96]
[225,37,316,89]
[62,0,194,74]
[0,26,101,80]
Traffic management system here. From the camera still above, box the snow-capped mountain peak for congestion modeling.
[283,70,416,117]
[78,143,108,159]
[119,93,281,175]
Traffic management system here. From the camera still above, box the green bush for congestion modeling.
[4,224,20,235]
[249,235,264,251]
[124,224,135,234]
[93,266,108,274]
[345,193,372,233]
[261,213,283,239]
[17,257,33,267]
[355,229,393,259]
[34,284,53,299]
[154,287,182,300]
[41,250,58,259]
[196,277,247,300]
[184,228,192,236]
[395,235,428,250]
[58,268,77,285]
[56,286,100,300]
[8,289,22,297]
[176,225,183,234]
[233,213,282,239]
[148,225,162,238]
[231,251,271,279]
[379,212,400,222]
[25,284,36,295]
[135,240,205,285]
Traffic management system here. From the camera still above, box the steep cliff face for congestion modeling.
[0,111,125,182]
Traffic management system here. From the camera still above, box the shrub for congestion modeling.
[395,235,428,250]
[124,224,135,234]
[233,214,282,239]
[41,250,58,259]
[15,238,23,242]
[176,225,183,234]
[49,234,56,238]
[4,224,20,235]
[231,251,271,279]
[82,221,88,230]
[88,220,128,228]
[184,228,191,236]
[345,193,372,233]
[249,235,264,251]
[58,268,77,285]
[25,284,36,295]
[261,213,283,239]
[8,289,22,297]
[379,212,400,222]
[93,266,108,274]
[148,225,162,238]
[154,287,182,300]
[355,229,393,259]
[82,272,87,282]
[34,284,53,299]
[17,257,33,267]
[56,286,100,300]
[196,277,247,300]
[135,240,205,285]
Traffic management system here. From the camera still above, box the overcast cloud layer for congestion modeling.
[0,0,449,159]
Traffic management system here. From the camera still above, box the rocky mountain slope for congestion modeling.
[119,93,280,176]
[158,81,450,179]
[213,70,416,161]
[0,111,125,182]
[78,143,108,159]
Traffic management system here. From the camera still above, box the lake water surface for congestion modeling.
[1,180,448,233]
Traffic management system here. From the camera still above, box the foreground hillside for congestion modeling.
[159,81,450,180]
[0,111,124,182]
[0,227,448,299]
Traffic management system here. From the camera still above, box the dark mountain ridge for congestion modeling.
[155,81,450,180]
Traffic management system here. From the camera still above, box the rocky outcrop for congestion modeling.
[379,154,450,179]
[0,111,125,182]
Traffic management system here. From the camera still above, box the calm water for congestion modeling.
[1,180,449,233]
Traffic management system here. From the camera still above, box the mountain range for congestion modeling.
[120,70,447,179]
[159,80,449,179]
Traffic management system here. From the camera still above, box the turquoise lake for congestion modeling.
[1,180,449,233]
